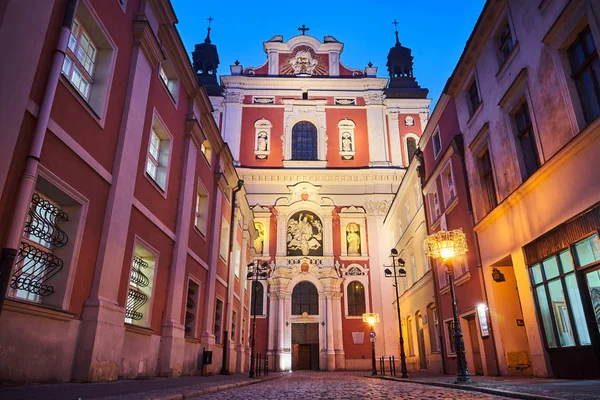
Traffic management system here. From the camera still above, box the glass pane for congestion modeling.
[559,251,574,273]
[542,256,560,280]
[531,264,543,284]
[565,273,591,345]
[585,270,600,336]
[536,286,557,348]
[548,279,576,347]
[574,235,600,267]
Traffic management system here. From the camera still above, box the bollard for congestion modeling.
[389,356,393,376]
[264,356,269,376]
[392,355,396,376]
[380,356,386,376]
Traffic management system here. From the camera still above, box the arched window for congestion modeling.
[292,121,317,160]
[407,137,417,162]
[347,281,366,316]
[292,281,319,315]
[251,281,264,316]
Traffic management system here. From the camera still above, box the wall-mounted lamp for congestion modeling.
[321,321,325,326]
[286,321,289,326]
[491,268,506,283]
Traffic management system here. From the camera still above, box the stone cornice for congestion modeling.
[236,167,405,184]
[220,76,388,91]
[132,20,164,67]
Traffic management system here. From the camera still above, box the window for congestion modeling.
[530,244,593,349]
[496,23,515,66]
[159,62,179,102]
[441,163,456,206]
[567,27,600,124]
[219,217,229,261]
[214,298,224,343]
[292,121,318,160]
[406,137,417,162]
[456,254,468,276]
[195,182,209,235]
[145,118,172,191]
[201,140,212,166]
[414,183,422,207]
[407,317,415,356]
[125,243,156,327]
[251,281,265,316]
[428,306,442,352]
[410,253,417,284]
[405,202,411,222]
[233,243,241,278]
[432,128,442,157]
[62,18,96,100]
[347,281,366,316]
[467,80,481,116]
[478,148,497,213]
[513,101,540,179]
[428,189,441,222]
[231,310,237,342]
[292,281,319,315]
[185,279,200,337]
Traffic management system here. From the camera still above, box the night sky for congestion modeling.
[171,0,486,107]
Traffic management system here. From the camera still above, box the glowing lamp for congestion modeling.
[424,229,468,261]
[362,313,380,326]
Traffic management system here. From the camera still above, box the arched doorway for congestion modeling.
[291,281,320,370]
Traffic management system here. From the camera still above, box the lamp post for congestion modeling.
[424,229,472,384]
[246,260,269,378]
[384,249,408,378]
[363,313,380,375]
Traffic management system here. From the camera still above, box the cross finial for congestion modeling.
[204,16,214,44]
[392,19,400,46]
[207,16,214,28]
[298,24,310,35]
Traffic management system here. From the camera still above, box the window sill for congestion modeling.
[430,215,442,230]
[466,102,484,130]
[444,196,459,214]
[144,172,168,199]
[495,42,520,81]
[194,226,207,241]
[59,75,105,128]
[185,336,201,344]
[125,322,154,336]
[2,298,75,322]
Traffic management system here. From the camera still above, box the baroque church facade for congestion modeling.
[194,28,430,371]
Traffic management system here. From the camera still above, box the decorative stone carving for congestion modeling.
[364,199,390,216]
[224,90,244,104]
[419,110,430,130]
[253,97,275,104]
[335,98,356,106]
[405,116,415,126]
[281,45,327,76]
[286,211,323,256]
[346,266,364,276]
[364,92,384,106]
[346,223,361,256]
[254,222,265,254]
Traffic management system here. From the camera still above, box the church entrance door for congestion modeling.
[292,323,319,371]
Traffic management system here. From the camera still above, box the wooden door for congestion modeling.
[298,344,311,370]
[468,317,484,375]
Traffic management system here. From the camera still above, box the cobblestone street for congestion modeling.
[195,372,507,399]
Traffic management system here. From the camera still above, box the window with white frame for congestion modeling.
[432,127,442,157]
[233,242,241,277]
[145,118,172,191]
[125,242,156,327]
[428,187,441,222]
[441,162,456,206]
[159,61,179,102]
[428,306,442,352]
[195,182,209,235]
[60,2,116,120]
[201,140,212,166]
[219,217,229,262]
[9,173,85,310]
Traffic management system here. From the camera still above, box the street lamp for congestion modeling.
[362,313,380,375]
[246,260,269,378]
[385,249,408,378]
[424,229,472,384]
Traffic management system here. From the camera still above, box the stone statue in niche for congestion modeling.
[254,222,265,254]
[256,131,268,151]
[341,132,353,152]
[346,223,361,256]
[405,116,415,126]
[286,211,323,256]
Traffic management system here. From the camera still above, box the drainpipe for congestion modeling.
[0,0,78,317]
[415,149,447,375]
[221,179,244,375]
[452,134,500,376]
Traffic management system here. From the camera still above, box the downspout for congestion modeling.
[415,148,447,375]
[452,134,500,376]
[0,0,78,316]
[221,179,244,375]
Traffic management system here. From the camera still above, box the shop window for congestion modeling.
[574,234,600,267]
[567,27,600,124]
[347,281,366,316]
[125,243,156,327]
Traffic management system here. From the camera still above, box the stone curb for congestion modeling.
[152,374,281,400]
[370,375,562,400]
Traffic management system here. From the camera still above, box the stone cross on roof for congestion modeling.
[298,24,310,35]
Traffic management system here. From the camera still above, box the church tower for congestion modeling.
[206,25,430,372]
[192,21,222,97]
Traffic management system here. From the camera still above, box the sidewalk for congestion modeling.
[0,373,281,400]
[373,373,600,400]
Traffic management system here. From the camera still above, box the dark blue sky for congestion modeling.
[171,0,486,106]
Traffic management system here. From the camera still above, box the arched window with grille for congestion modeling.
[251,281,264,316]
[292,121,318,160]
[292,281,319,315]
[347,281,366,316]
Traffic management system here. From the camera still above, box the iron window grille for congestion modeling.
[185,285,197,335]
[11,193,69,300]
[291,121,318,160]
[125,255,149,321]
[347,281,366,316]
[292,281,319,315]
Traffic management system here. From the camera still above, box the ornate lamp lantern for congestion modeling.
[362,313,380,375]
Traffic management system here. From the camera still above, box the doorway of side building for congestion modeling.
[416,312,427,370]
[466,314,484,375]
[292,323,319,371]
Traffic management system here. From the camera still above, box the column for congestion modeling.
[267,291,278,369]
[236,229,251,373]
[365,93,390,166]
[326,292,336,370]
[277,293,286,371]
[332,292,346,370]
[276,212,287,256]
[221,91,243,164]
[323,213,333,257]
[387,111,402,166]
[73,21,160,382]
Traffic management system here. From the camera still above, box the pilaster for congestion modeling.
[325,291,336,371]
[332,292,346,370]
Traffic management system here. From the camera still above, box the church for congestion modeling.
[193,24,430,371]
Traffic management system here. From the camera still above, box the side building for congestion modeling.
[446,0,600,378]
[0,0,255,383]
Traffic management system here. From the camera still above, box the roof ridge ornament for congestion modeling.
[205,16,214,44]
[392,19,400,46]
